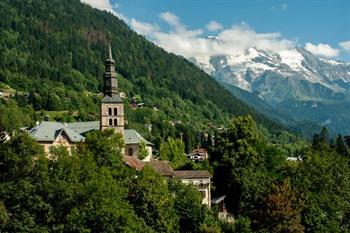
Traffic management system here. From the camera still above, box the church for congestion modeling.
[26,43,152,161]
[25,43,211,207]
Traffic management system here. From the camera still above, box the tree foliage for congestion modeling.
[0,131,227,232]
[159,137,187,169]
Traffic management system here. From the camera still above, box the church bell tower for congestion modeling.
[100,42,124,137]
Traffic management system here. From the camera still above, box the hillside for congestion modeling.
[219,81,321,136]
[191,44,350,135]
[0,0,286,148]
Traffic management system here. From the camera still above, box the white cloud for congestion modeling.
[159,12,186,32]
[138,15,296,57]
[80,0,128,21]
[81,0,114,12]
[339,41,350,52]
[130,19,160,35]
[206,21,223,31]
[304,42,339,58]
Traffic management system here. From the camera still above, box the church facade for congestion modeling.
[26,43,152,161]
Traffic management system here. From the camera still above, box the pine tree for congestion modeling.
[336,134,349,157]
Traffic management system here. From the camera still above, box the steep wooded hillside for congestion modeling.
[0,0,285,147]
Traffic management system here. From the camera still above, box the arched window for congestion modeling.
[114,107,118,115]
[109,119,113,126]
[128,147,133,156]
[108,108,112,115]
[114,119,118,126]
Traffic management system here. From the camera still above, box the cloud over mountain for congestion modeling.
[304,42,339,58]
[340,41,350,53]
[206,21,223,31]
[134,14,296,58]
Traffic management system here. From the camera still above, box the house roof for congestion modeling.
[101,94,123,103]
[192,148,208,154]
[125,129,153,146]
[122,156,211,180]
[144,160,174,177]
[28,121,84,142]
[123,156,144,171]
[173,170,211,179]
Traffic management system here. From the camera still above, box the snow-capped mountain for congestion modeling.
[190,43,350,135]
[191,47,350,104]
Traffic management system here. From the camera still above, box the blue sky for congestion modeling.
[82,0,350,61]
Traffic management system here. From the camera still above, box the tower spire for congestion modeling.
[108,40,114,61]
[103,40,118,95]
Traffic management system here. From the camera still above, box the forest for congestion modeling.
[0,0,285,151]
[2,117,350,232]
[1,0,349,232]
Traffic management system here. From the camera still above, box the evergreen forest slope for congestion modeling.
[0,0,284,146]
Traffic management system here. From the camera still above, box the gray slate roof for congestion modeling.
[28,121,151,146]
[67,121,99,135]
[101,94,123,103]
[124,129,153,145]
[28,121,84,142]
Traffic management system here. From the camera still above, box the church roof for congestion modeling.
[27,121,151,146]
[67,121,99,135]
[101,94,123,103]
[124,129,153,146]
[28,121,84,142]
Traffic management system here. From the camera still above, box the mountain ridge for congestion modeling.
[190,41,350,134]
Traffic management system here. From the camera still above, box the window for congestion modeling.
[109,119,113,126]
[114,119,118,126]
[114,107,118,115]
[128,148,133,156]
[108,108,112,115]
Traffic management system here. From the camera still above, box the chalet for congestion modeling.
[174,170,211,207]
[188,148,209,161]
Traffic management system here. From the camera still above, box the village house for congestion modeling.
[123,156,212,207]
[187,148,209,162]
[174,170,211,207]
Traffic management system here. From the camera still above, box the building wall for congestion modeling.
[125,143,152,162]
[100,103,124,136]
[39,133,76,158]
[180,178,211,207]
